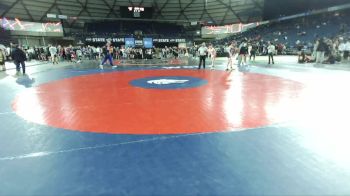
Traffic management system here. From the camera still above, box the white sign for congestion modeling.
[147,79,189,85]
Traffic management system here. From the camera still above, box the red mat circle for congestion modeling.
[13,70,304,134]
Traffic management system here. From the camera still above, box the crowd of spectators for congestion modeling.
[210,9,350,64]
[1,9,350,69]
[69,21,189,41]
[0,43,191,67]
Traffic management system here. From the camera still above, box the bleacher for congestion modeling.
[217,10,350,49]
[83,21,186,38]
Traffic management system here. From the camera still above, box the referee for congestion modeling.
[198,43,208,69]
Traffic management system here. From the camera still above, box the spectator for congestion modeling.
[315,38,327,65]
[0,48,6,71]
[267,42,276,65]
[49,45,58,64]
[11,45,27,76]
[345,39,350,62]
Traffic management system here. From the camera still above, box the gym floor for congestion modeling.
[1,56,350,195]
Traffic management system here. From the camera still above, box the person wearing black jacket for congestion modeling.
[11,45,27,75]
[315,38,327,65]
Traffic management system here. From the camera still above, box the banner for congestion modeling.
[0,17,63,36]
[85,37,186,43]
[202,22,260,36]
[143,38,153,48]
[125,38,135,47]
[153,38,186,43]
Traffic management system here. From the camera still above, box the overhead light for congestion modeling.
[47,13,56,18]
[58,15,68,19]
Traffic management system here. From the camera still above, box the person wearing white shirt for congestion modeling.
[0,48,6,71]
[248,45,252,56]
[226,42,237,71]
[197,43,208,69]
[344,40,350,62]
[92,46,97,59]
[207,44,216,69]
[339,41,346,62]
[76,49,82,63]
[96,47,102,59]
[267,42,275,65]
[49,45,58,64]
[162,46,169,59]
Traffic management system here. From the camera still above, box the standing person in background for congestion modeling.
[61,46,66,61]
[315,38,327,65]
[87,46,94,60]
[184,47,189,57]
[12,45,27,76]
[0,48,6,71]
[66,46,72,62]
[207,44,217,69]
[155,47,161,59]
[9,43,15,59]
[92,46,98,60]
[344,39,350,62]
[249,42,257,62]
[76,47,83,63]
[267,42,275,65]
[248,43,252,58]
[49,45,58,64]
[197,43,208,69]
[173,47,179,59]
[121,46,126,59]
[338,40,346,62]
[162,46,169,59]
[99,42,117,70]
[27,47,34,61]
[96,46,102,59]
[139,48,144,59]
[238,39,248,67]
[115,47,121,60]
[226,42,237,71]
[146,48,153,59]
[44,46,50,61]
[57,45,62,61]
